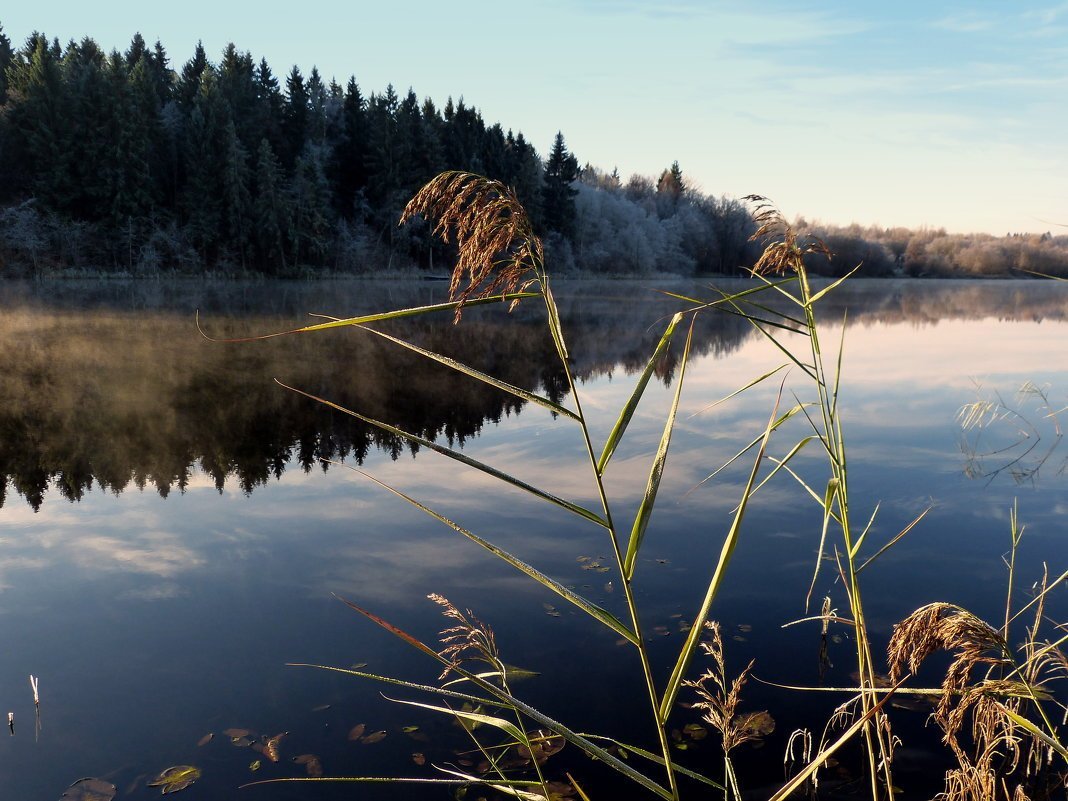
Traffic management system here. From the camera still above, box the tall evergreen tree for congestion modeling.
[542,131,579,239]
[220,118,252,267]
[281,65,307,169]
[289,144,332,267]
[333,76,368,217]
[175,40,207,111]
[252,137,289,272]
[0,23,13,103]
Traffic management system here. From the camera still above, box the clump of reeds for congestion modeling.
[401,171,543,320]
[888,595,1067,800]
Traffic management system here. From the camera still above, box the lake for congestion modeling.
[0,277,1066,800]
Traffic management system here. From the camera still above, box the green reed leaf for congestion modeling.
[623,318,694,580]
[597,312,685,475]
[354,324,579,421]
[340,465,639,645]
[659,380,784,722]
[196,293,540,342]
[277,381,608,529]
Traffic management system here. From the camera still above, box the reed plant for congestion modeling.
[217,173,1068,800]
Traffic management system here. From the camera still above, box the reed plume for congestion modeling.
[745,195,831,276]
[401,171,543,321]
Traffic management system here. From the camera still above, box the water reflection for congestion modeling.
[1,278,1067,799]
[2,278,1065,511]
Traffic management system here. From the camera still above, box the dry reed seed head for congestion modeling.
[426,593,501,681]
[401,171,543,322]
[888,603,1008,683]
[743,194,832,276]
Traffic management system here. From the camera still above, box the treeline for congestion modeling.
[0,24,1066,279]
[0,25,756,276]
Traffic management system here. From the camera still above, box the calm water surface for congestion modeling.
[0,278,1066,800]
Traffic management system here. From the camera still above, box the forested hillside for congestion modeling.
[0,24,1066,278]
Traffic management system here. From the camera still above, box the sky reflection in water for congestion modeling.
[0,278,1066,799]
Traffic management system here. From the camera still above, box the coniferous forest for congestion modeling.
[1,25,1067,278]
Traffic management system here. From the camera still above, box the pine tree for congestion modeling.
[289,144,332,267]
[253,137,289,272]
[656,160,685,218]
[175,41,207,111]
[542,131,579,239]
[333,76,368,218]
[5,33,66,203]
[0,23,13,103]
[281,65,307,170]
[220,118,252,267]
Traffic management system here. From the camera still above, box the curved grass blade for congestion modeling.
[598,312,685,475]
[804,477,839,613]
[277,381,608,529]
[856,508,930,573]
[196,293,540,342]
[997,703,1068,763]
[684,406,803,499]
[659,380,784,722]
[433,766,547,801]
[340,598,672,800]
[580,734,724,790]
[354,324,579,421]
[287,662,505,709]
[623,318,694,580]
[387,696,530,748]
[338,465,638,645]
[687,365,787,419]
[241,776,540,790]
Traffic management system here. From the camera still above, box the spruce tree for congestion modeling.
[281,65,307,169]
[541,131,579,239]
[253,137,289,272]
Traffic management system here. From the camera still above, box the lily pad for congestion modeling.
[60,778,116,801]
[147,765,201,795]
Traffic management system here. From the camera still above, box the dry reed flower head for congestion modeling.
[427,593,502,683]
[401,171,543,321]
[745,195,831,276]
[684,622,772,754]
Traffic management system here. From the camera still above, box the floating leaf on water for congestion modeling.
[412,752,426,766]
[223,728,250,738]
[850,671,893,689]
[672,742,689,750]
[147,765,201,795]
[457,758,474,767]
[576,556,590,563]
[347,723,366,741]
[230,736,253,747]
[656,558,670,565]
[734,710,775,738]
[737,623,753,633]
[60,778,117,801]
[401,725,420,733]
[350,662,368,670]
[311,704,331,712]
[252,733,285,762]
[604,581,614,593]
[732,635,747,642]
[360,730,387,744]
[527,728,565,764]
[544,605,561,618]
[670,728,682,742]
[196,733,213,747]
[831,634,844,644]
[682,722,708,741]
[293,754,323,777]
[580,561,601,571]
[248,760,260,772]
[653,625,671,637]
[678,620,692,632]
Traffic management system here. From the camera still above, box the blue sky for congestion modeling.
[3,1,1066,234]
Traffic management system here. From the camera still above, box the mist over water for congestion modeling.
[0,277,1066,799]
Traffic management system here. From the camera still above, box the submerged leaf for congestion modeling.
[60,778,116,801]
[230,736,253,747]
[147,765,201,795]
[196,733,213,747]
[734,710,775,738]
[223,727,250,738]
[293,754,323,777]
[412,752,427,766]
[347,723,366,741]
